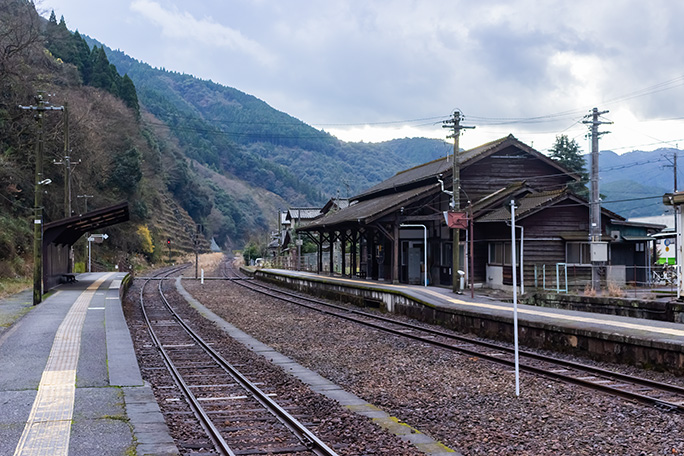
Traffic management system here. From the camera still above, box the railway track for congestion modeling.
[138,266,339,456]
[224,261,684,413]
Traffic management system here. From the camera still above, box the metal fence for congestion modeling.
[533,263,679,294]
[265,252,355,275]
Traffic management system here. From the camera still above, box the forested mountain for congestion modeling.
[2,0,669,283]
[0,1,448,279]
[586,149,676,218]
[93,39,449,201]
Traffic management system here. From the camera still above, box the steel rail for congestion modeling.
[149,267,340,456]
[140,265,236,456]
[225,262,684,413]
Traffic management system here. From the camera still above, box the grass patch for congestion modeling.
[0,277,31,300]
[101,414,130,423]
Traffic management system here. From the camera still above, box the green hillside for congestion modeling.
[0,1,451,282]
[94,40,449,200]
[600,180,669,218]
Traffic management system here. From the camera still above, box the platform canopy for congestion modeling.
[44,201,130,247]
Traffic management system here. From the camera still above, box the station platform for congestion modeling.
[254,269,684,374]
[0,272,177,456]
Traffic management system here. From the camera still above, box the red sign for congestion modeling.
[444,211,468,229]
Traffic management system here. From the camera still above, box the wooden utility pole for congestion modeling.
[53,103,76,217]
[443,111,474,293]
[19,93,65,305]
[583,107,611,292]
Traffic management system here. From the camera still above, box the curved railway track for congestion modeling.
[138,265,339,456]
[224,260,684,413]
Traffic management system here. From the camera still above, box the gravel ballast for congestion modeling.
[180,276,684,456]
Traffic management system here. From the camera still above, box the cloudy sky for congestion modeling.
[38,0,684,154]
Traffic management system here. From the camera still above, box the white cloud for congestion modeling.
[38,0,684,153]
[129,0,276,67]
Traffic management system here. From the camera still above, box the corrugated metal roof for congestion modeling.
[355,156,452,199]
[471,181,527,215]
[477,189,567,222]
[354,135,578,200]
[286,208,322,221]
[622,235,654,241]
[301,183,440,230]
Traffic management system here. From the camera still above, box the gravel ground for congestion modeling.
[124,277,424,456]
[180,276,684,456]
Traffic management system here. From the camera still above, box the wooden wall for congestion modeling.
[461,146,572,201]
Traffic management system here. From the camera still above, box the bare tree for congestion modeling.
[0,0,43,76]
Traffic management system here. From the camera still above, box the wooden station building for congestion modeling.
[298,135,660,289]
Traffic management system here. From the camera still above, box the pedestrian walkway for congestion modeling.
[0,273,178,456]
[256,269,684,372]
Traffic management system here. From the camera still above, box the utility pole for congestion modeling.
[664,150,679,280]
[53,103,79,217]
[443,111,474,293]
[583,107,612,292]
[19,92,65,305]
[77,193,93,215]
[664,150,678,192]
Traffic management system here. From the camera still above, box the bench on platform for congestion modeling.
[60,274,77,284]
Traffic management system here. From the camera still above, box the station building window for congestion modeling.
[488,242,519,265]
[441,242,452,267]
[566,242,591,265]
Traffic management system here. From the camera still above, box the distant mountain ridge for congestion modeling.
[586,148,677,218]
[84,37,676,228]
[89,37,449,205]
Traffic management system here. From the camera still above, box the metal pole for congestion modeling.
[676,205,681,298]
[297,210,301,271]
[519,225,524,295]
[511,199,520,396]
[469,204,474,298]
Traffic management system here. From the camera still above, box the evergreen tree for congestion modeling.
[549,134,589,198]
[73,32,92,83]
[90,46,115,90]
[120,74,140,118]
[109,147,143,196]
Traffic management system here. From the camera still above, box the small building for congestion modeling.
[297,135,661,290]
[629,214,675,265]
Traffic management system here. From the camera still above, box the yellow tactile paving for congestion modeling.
[13,273,115,456]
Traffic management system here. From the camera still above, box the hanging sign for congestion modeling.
[444,211,468,229]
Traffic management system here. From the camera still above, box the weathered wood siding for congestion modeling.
[461,146,571,201]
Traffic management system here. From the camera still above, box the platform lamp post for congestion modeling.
[77,194,93,272]
[459,186,475,299]
[510,199,520,397]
